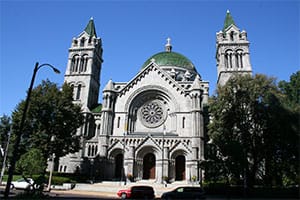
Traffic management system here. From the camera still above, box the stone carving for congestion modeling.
[139,100,165,128]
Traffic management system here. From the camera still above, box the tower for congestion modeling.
[216,10,252,86]
[59,19,103,173]
[64,18,103,110]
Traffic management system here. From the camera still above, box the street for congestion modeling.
[1,186,299,200]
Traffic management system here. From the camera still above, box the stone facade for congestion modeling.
[58,11,252,183]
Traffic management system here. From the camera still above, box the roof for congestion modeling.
[223,10,236,31]
[141,51,196,71]
[84,18,97,37]
[91,104,102,113]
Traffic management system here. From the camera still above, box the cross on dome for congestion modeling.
[165,37,172,52]
[167,37,171,45]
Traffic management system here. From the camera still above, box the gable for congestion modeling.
[119,61,186,98]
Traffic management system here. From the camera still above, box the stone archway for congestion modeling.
[115,153,123,179]
[175,155,185,180]
[143,153,156,179]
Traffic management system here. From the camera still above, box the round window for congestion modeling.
[139,100,166,128]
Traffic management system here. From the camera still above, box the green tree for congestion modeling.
[207,74,299,187]
[0,115,11,167]
[278,70,300,111]
[15,148,46,177]
[10,80,84,175]
[277,71,300,185]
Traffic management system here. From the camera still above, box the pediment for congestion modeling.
[225,24,240,33]
[108,138,128,152]
[169,140,192,155]
[118,60,186,98]
[135,135,161,152]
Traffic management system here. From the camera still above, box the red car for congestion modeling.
[117,185,155,199]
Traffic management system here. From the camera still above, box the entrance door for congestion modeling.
[175,155,185,180]
[115,154,123,179]
[143,153,155,179]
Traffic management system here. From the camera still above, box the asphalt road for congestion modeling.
[1,187,299,200]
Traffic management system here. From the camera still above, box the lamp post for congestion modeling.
[47,136,56,191]
[4,62,60,198]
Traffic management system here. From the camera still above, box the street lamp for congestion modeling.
[47,136,56,191]
[4,62,60,198]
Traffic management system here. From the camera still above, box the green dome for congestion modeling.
[142,51,196,71]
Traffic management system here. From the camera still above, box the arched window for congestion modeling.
[70,84,75,100]
[236,50,244,68]
[91,146,95,156]
[71,55,80,72]
[97,124,101,135]
[80,37,85,47]
[117,117,120,128]
[230,31,234,41]
[88,145,91,156]
[82,54,88,72]
[225,50,233,68]
[76,84,81,100]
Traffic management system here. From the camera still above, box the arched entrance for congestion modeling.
[143,153,155,179]
[115,154,123,179]
[175,155,185,180]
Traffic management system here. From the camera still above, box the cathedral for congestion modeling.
[58,10,252,183]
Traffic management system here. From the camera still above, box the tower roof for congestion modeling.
[223,10,236,31]
[84,17,97,37]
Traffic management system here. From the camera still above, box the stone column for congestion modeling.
[125,145,135,181]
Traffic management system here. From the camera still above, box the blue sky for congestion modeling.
[1,0,299,116]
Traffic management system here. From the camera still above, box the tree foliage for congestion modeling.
[0,115,11,167]
[15,148,46,177]
[10,80,84,171]
[206,74,299,187]
[278,70,300,111]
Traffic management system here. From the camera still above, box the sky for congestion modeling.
[0,0,299,116]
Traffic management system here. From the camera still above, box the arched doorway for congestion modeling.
[143,153,155,179]
[175,155,185,180]
[115,154,123,179]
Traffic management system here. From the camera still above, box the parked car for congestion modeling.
[117,185,155,199]
[11,178,35,190]
[161,186,205,200]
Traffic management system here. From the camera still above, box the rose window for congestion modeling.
[139,101,165,128]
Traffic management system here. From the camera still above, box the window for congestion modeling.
[182,117,185,128]
[80,37,85,47]
[230,31,234,41]
[88,145,91,156]
[70,84,75,100]
[117,117,120,128]
[70,55,80,72]
[76,84,81,100]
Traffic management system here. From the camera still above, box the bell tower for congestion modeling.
[64,18,103,110]
[216,10,252,86]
